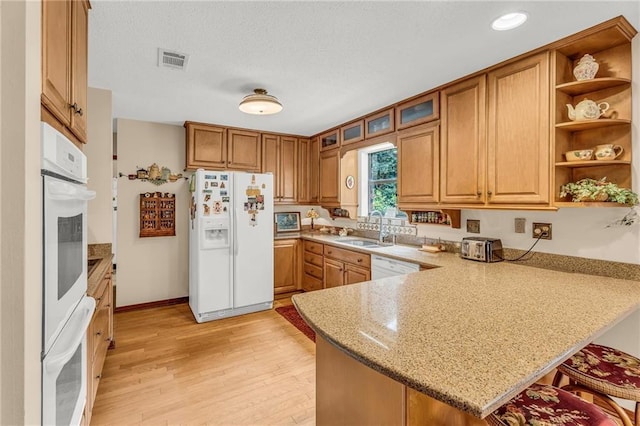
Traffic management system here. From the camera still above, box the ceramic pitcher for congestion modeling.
[594,144,623,160]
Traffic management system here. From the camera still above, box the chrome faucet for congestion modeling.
[369,210,386,243]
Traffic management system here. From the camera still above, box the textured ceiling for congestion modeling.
[88,1,639,136]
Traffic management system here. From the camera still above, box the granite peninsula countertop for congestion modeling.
[292,249,640,418]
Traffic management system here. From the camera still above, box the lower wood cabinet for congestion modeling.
[274,239,300,295]
[323,245,371,288]
[86,264,114,425]
[302,241,324,292]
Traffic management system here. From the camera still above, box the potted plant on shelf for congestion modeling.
[560,177,639,206]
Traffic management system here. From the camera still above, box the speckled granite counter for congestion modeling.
[292,253,640,418]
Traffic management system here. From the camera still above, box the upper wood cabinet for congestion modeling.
[486,52,550,205]
[552,18,635,207]
[262,134,297,203]
[227,129,261,171]
[440,75,487,205]
[365,108,395,139]
[341,120,364,145]
[185,122,260,171]
[319,129,340,152]
[298,138,319,204]
[42,0,90,144]
[319,150,340,206]
[396,92,439,130]
[185,122,227,170]
[397,123,440,209]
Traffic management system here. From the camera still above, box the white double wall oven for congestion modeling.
[41,122,96,426]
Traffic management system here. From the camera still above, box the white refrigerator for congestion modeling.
[189,169,274,323]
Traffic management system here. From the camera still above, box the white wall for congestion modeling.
[0,0,42,423]
[116,119,189,307]
[86,87,113,244]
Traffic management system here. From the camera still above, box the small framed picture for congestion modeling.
[274,212,301,233]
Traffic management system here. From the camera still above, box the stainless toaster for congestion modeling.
[460,237,503,262]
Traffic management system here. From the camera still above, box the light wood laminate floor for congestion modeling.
[90,299,315,425]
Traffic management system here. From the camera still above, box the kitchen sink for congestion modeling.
[337,238,390,248]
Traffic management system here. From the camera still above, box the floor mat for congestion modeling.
[275,305,315,342]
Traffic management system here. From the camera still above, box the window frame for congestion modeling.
[357,142,397,217]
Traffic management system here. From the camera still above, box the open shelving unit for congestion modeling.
[552,18,636,207]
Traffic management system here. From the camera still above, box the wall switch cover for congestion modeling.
[466,219,480,234]
[515,218,526,233]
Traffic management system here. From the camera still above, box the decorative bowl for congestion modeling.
[564,149,594,162]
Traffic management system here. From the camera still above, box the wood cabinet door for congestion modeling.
[397,123,440,206]
[324,258,344,288]
[297,138,310,203]
[261,134,280,197]
[69,0,89,143]
[319,150,340,206]
[274,240,299,294]
[440,75,487,204]
[309,138,319,203]
[185,123,227,170]
[487,52,550,205]
[344,264,370,285]
[279,136,298,203]
[42,0,72,128]
[227,129,261,171]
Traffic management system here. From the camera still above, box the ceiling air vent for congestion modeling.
[158,48,189,71]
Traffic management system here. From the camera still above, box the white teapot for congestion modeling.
[566,99,609,121]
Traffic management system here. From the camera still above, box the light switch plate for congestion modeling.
[466,219,480,234]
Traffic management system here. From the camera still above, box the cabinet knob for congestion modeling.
[487,191,493,197]
[476,191,482,197]
[327,251,332,255]
[96,331,102,336]
[96,374,102,379]
[357,258,362,263]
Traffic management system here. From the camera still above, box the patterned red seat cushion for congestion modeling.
[489,383,617,426]
[559,343,640,400]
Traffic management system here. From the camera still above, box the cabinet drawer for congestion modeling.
[323,245,371,268]
[304,240,324,255]
[302,274,323,292]
[303,251,323,267]
[91,305,110,361]
[303,262,323,280]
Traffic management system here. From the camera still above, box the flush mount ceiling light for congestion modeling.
[238,88,283,115]
[491,12,528,31]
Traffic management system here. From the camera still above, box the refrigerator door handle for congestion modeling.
[233,208,239,256]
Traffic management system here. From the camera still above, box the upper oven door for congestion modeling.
[43,174,96,354]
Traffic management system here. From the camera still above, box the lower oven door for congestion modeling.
[42,296,96,426]
[43,175,96,354]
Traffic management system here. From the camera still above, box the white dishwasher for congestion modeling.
[371,254,420,279]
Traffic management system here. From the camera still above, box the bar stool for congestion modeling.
[486,383,617,426]
[552,343,640,426]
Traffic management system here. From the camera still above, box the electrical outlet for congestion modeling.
[514,218,526,233]
[532,222,552,240]
[466,219,480,234]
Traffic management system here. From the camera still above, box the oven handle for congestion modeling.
[44,296,96,375]
[47,180,96,201]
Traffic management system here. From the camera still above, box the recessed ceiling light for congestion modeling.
[492,12,528,31]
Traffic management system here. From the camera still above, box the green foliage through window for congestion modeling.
[368,148,397,213]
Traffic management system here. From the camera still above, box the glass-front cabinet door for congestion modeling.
[365,108,395,139]
[396,92,439,130]
[341,120,364,145]
[320,129,340,151]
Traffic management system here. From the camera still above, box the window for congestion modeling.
[358,143,397,217]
